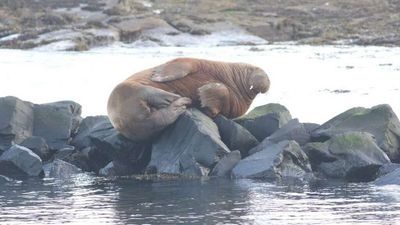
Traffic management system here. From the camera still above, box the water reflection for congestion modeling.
[1,176,400,224]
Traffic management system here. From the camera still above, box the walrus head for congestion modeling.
[248,68,270,95]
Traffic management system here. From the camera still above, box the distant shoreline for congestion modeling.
[0,0,399,51]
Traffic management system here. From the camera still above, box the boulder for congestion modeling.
[209,150,241,177]
[147,109,230,177]
[214,115,259,157]
[264,119,311,146]
[45,159,82,179]
[312,104,400,162]
[0,145,43,178]
[234,103,292,142]
[232,140,312,181]
[375,163,400,178]
[71,116,151,174]
[0,96,34,151]
[374,168,400,185]
[33,101,82,151]
[0,175,12,184]
[20,136,50,161]
[311,132,390,181]
[99,162,116,177]
[53,145,75,161]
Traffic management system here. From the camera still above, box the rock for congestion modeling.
[302,142,337,170]
[71,115,109,150]
[99,161,116,177]
[0,96,34,151]
[312,104,400,162]
[374,168,400,185]
[264,119,311,146]
[147,109,230,177]
[45,159,82,179]
[312,132,390,181]
[53,145,75,161]
[0,175,12,184]
[33,101,82,151]
[234,103,292,142]
[232,140,312,181]
[0,145,43,178]
[375,163,400,178]
[20,136,50,161]
[303,123,320,134]
[213,115,259,157]
[209,150,241,177]
[166,17,211,35]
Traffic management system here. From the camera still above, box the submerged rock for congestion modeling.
[310,132,390,181]
[0,96,34,151]
[33,101,82,151]
[214,115,259,157]
[20,136,50,161]
[147,109,230,177]
[209,150,241,177]
[0,145,43,178]
[235,103,292,142]
[45,159,82,179]
[374,168,400,185]
[312,104,400,162]
[232,140,312,181]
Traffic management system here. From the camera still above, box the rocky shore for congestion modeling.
[1,95,399,186]
[0,0,399,51]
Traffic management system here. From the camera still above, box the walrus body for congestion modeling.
[107,58,270,141]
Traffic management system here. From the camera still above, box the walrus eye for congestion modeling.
[250,85,254,90]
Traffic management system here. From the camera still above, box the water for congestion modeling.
[1,44,400,224]
[1,175,400,225]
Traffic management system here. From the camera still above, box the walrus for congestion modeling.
[107,57,270,141]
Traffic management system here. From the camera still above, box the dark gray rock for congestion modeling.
[214,115,259,157]
[0,145,43,177]
[312,104,400,162]
[99,162,116,177]
[234,103,292,142]
[45,159,82,179]
[0,175,12,184]
[313,132,390,181]
[374,168,400,185]
[70,115,109,150]
[232,140,312,181]
[264,119,311,146]
[20,136,50,161]
[375,163,400,178]
[33,101,82,151]
[209,150,241,177]
[53,145,75,161]
[0,96,34,151]
[303,123,320,134]
[147,109,230,177]
[302,142,337,170]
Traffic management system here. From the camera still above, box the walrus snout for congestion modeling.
[250,71,270,94]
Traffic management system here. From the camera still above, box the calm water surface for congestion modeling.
[1,175,400,225]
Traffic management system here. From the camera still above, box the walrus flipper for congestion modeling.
[142,85,182,109]
[198,83,229,117]
[151,59,196,82]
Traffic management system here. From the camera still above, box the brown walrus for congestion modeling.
[107,57,270,141]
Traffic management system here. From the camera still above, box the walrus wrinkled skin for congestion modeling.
[107,57,270,141]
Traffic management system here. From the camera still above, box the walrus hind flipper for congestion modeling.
[151,59,195,82]
[198,83,229,117]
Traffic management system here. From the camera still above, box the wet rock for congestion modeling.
[167,18,211,35]
[33,101,82,151]
[374,168,400,185]
[209,150,241,177]
[0,175,12,184]
[20,136,50,161]
[232,140,312,181]
[71,116,151,174]
[235,103,292,142]
[375,163,400,178]
[302,142,337,170]
[147,109,230,177]
[214,115,259,157]
[264,119,311,146]
[312,132,390,181]
[0,96,34,151]
[45,159,82,179]
[0,145,43,178]
[99,161,116,177]
[53,145,75,161]
[312,104,400,162]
